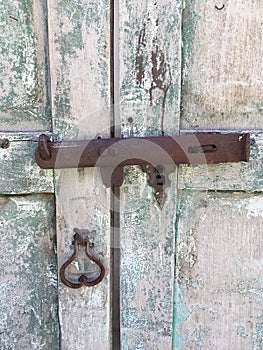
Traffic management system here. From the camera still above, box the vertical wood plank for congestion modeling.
[0,0,50,130]
[118,1,182,348]
[182,0,263,129]
[177,1,263,347]
[175,191,263,349]
[0,2,58,348]
[0,194,59,349]
[47,1,112,348]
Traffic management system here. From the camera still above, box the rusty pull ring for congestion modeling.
[59,228,105,289]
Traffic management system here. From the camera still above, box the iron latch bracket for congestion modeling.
[35,133,250,207]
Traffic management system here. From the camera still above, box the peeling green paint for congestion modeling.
[254,321,263,350]
[172,286,189,350]
[120,1,181,137]
[49,0,112,347]
[53,74,75,135]
[181,0,198,87]
[119,1,181,348]
[0,134,53,194]
[175,191,263,349]
[53,0,110,138]
[0,0,50,130]
[0,194,59,349]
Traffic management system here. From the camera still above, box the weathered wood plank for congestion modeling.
[181,0,263,129]
[0,194,59,349]
[177,2,263,349]
[179,132,263,191]
[0,0,50,130]
[174,191,263,349]
[0,132,53,194]
[118,1,182,348]
[47,0,112,348]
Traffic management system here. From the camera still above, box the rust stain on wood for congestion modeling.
[150,42,172,133]
[135,22,172,133]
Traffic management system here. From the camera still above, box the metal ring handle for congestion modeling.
[59,229,105,289]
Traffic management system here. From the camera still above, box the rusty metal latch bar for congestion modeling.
[37,132,249,289]
[36,132,250,206]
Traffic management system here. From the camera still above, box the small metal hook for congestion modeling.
[215,4,225,10]
[59,228,105,289]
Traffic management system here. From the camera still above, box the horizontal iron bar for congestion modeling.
[35,133,250,169]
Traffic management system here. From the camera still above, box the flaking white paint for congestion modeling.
[246,198,263,218]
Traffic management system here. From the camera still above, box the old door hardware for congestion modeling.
[0,138,10,149]
[36,133,250,206]
[37,134,51,160]
[140,163,171,207]
[60,228,105,289]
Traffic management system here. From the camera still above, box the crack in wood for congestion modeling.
[136,24,146,87]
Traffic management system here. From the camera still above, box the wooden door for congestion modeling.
[0,0,111,348]
[1,1,262,349]
[174,2,263,349]
[0,1,59,348]
[1,0,112,347]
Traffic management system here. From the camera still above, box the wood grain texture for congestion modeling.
[0,0,50,130]
[179,132,263,191]
[177,2,263,348]
[181,0,263,129]
[0,194,59,349]
[118,1,182,348]
[174,191,263,350]
[0,132,53,194]
[47,0,112,348]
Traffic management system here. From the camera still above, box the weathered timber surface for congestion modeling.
[47,0,112,348]
[118,1,182,348]
[0,194,59,349]
[179,132,263,191]
[182,0,263,129]
[177,1,263,349]
[0,0,50,130]
[0,132,53,194]
[174,191,263,350]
